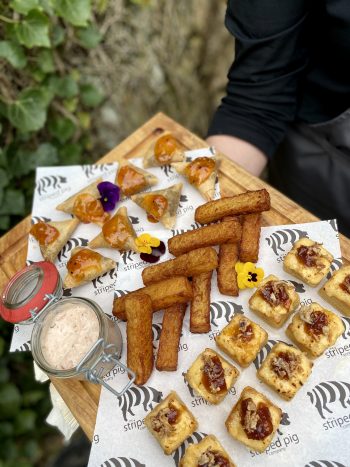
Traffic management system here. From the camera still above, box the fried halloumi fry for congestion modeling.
[113,276,193,320]
[190,271,213,333]
[195,189,270,224]
[156,303,187,371]
[168,218,241,257]
[142,247,218,285]
[125,293,153,385]
[218,242,239,297]
[240,213,261,263]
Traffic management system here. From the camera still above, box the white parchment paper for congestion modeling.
[88,220,350,467]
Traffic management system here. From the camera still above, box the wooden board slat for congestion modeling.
[1,111,349,441]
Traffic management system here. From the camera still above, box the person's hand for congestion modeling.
[206,135,268,177]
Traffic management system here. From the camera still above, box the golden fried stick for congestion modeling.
[218,242,239,296]
[168,218,241,257]
[190,271,213,333]
[142,247,218,285]
[195,189,270,224]
[113,276,193,320]
[156,303,187,371]
[125,293,153,385]
[240,213,262,263]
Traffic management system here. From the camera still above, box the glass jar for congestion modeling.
[0,261,135,397]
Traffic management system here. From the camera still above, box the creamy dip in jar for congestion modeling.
[40,300,99,370]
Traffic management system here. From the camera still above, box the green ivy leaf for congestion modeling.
[14,409,37,435]
[48,116,75,143]
[0,189,25,216]
[21,439,40,462]
[0,421,13,437]
[0,383,21,419]
[0,365,10,383]
[10,0,40,15]
[80,83,104,108]
[37,49,55,73]
[9,143,58,177]
[56,76,79,99]
[15,10,50,48]
[6,88,49,132]
[51,24,65,46]
[52,0,92,27]
[59,142,82,165]
[0,41,27,69]
[77,24,102,48]
[0,168,8,190]
[0,215,10,230]
[22,390,46,406]
[35,142,59,165]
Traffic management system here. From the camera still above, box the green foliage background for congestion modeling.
[0,0,107,234]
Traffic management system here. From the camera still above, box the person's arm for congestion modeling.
[207,0,309,175]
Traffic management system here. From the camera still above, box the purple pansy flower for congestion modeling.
[97,181,120,212]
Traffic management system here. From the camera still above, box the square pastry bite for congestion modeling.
[225,386,282,453]
[257,342,313,400]
[144,391,198,455]
[180,434,236,467]
[249,274,300,328]
[215,315,268,368]
[283,238,333,286]
[184,348,239,404]
[286,302,344,358]
[319,265,350,316]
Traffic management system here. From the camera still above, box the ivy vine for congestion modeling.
[0,0,107,233]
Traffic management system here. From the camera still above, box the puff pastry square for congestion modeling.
[144,391,198,455]
[283,238,333,286]
[249,274,300,328]
[180,434,236,467]
[286,302,344,358]
[172,156,217,201]
[63,247,116,289]
[257,342,313,400]
[319,265,350,316]
[215,315,268,368]
[184,348,239,404]
[131,183,182,229]
[225,386,282,453]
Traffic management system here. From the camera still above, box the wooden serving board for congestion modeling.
[1,112,349,441]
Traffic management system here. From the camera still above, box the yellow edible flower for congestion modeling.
[235,262,264,289]
[135,233,160,254]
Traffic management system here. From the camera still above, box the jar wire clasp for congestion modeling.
[76,338,136,398]
[29,293,60,324]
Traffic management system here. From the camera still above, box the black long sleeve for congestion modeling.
[208,0,350,158]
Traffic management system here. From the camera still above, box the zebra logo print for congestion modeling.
[92,269,118,289]
[307,381,350,419]
[277,412,291,435]
[100,457,145,467]
[171,222,201,237]
[210,301,243,328]
[289,280,306,293]
[81,163,115,178]
[178,194,188,209]
[253,339,290,370]
[172,432,207,466]
[152,323,162,341]
[62,288,72,297]
[182,372,196,398]
[114,289,130,300]
[15,340,31,352]
[120,250,139,264]
[327,219,339,232]
[160,164,174,177]
[36,175,67,196]
[341,317,350,340]
[57,238,89,262]
[305,461,346,467]
[326,258,342,280]
[31,216,51,225]
[129,216,139,225]
[117,386,163,422]
[265,228,309,256]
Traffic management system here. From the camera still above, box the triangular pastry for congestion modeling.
[63,247,117,289]
[143,132,185,168]
[116,162,158,198]
[88,206,138,251]
[56,178,109,226]
[30,217,80,263]
[172,156,217,201]
[131,183,182,229]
